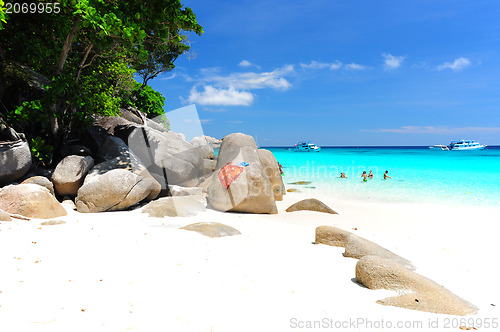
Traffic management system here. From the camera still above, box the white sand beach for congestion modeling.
[0,192,499,332]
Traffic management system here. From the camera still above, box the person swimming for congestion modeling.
[368,170,373,179]
[384,170,392,179]
[340,172,347,178]
[361,171,368,182]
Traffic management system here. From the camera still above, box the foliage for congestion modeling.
[0,1,6,29]
[0,0,203,165]
[30,136,54,167]
[130,83,165,118]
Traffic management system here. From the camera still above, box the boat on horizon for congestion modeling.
[428,144,450,151]
[294,141,321,152]
[449,140,487,150]
[429,140,487,151]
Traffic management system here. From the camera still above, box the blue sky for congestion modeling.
[148,0,500,146]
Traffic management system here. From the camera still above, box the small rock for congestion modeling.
[180,222,241,238]
[286,198,338,214]
[287,188,299,193]
[142,195,206,217]
[40,220,66,226]
[288,181,311,185]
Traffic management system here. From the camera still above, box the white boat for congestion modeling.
[294,141,321,152]
[429,144,450,151]
[449,140,486,150]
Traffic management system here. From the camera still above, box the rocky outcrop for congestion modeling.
[207,133,277,214]
[286,198,337,214]
[141,195,206,217]
[180,222,241,238]
[75,169,156,213]
[257,149,284,201]
[0,184,67,219]
[315,226,414,269]
[125,126,204,187]
[51,155,94,196]
[21,176,55,196]
[95,116,203,188]
[0,140,32,186]
[356,255,478,315]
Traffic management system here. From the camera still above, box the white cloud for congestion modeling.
[361,125,500,134]
[188,85,254,106]
[239,60,253,67]
[238,60,261,69]
[159,73,177,80]
[182,118,215,124]
[226,120,243,124]
[300,60,342,70]
[205,65,294,91]
[344,63,367,70]
[437,57,471,71]
[382,53,405,70]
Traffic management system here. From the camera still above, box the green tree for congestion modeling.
[0,0,202,165]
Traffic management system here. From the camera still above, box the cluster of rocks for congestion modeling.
[0,111,285,219]
[316,225,478,316]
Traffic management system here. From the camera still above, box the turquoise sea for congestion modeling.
[264,146,500,208]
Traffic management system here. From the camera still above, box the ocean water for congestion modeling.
[264,146,500,208]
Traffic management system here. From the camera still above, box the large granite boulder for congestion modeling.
[207,133,277,214]
[180,222,241,238]
[190,135,221,159]
[51,155,94,196]
[86,136,161,200]
[141,195,206,217]
[21,176,55,196]
[0,140,32,186]
[0,184,67,219]
[125,126,203,187]
[286,198,338,214]
[257,149,284,201]
[356,255,478,315]
[75,169,156,213]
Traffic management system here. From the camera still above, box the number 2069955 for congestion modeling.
[5,2,61,14]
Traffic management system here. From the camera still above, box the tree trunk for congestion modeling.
[55,18,82,76]
[75,43,94,82]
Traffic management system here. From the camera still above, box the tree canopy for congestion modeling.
[0,0,202,166]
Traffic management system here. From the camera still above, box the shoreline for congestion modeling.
[1,191,498,331]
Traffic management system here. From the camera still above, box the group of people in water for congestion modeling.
[340,170,392,181]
